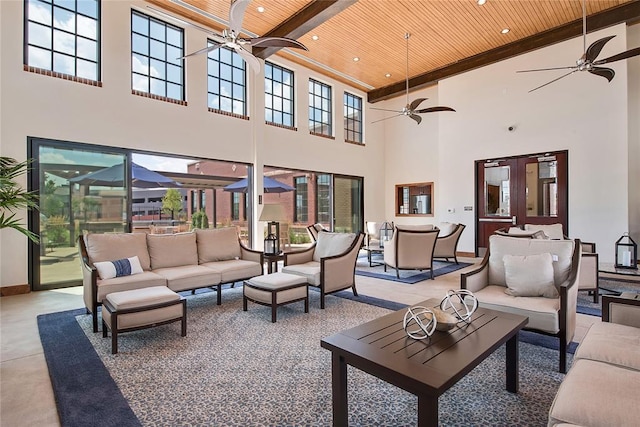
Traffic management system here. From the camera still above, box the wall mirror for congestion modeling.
[395,182,433,216]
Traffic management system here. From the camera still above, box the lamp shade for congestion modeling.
[259,204,286,222]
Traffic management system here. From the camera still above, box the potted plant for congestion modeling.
[0,156,39,243]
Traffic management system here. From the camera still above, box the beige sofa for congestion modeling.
[548,294,640,426]
[79,227,263,332]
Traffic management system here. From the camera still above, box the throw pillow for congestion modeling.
[313,232,356,262]
[503,252,558,298]
[94,256,143,280]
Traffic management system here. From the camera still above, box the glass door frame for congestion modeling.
[332,174,364,235]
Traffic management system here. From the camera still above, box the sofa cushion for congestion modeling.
[282,261,321,286]
[94,256,144,280]
[488,235,574,287]
[202,259,262,283]
[85,233,151,271]
[313,232,356,262]
[196,227,241,263]
[473,285,559,333]
[574,321,640,371]
[147,232,198,269]
[524,223,564,240]
[96,271,167,302]
[503,253,558,298]
[548,359,640,427]
[153,265,221,292]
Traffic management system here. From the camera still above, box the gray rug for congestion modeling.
[355,254,471,284]
[74,287,568,426]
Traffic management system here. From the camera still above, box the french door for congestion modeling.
[332,175,363,234]
[475,150,568,254]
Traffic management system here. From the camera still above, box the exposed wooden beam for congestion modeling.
[368,1,640,103]
[253,0,358,60]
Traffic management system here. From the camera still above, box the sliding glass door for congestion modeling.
[333,175,363,234]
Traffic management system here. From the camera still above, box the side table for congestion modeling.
[264,252,285,274]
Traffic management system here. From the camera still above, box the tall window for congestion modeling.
[131,11,184,101]
[265,62,294,127]
[316,174,331,224]
[25,0,100,81]
[309,79,332,137]
[294,176,308,223]
[208,45,246,115]
[232,193,241,220]
[344,92,363,144]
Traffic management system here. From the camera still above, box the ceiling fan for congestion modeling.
[150,0,308,73]
[517,0,640,93]
[371,33,455,125]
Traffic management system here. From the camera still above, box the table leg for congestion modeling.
[417,395,438,427]
[368,250,372,267]
[331,352,348,426]
[506,332,519,393]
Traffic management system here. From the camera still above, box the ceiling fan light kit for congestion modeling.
[371,33,455,125]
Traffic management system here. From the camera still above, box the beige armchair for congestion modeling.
[283,232,365,309]
[383,226,439,279]
[433,223,466,264]
[306,223,328,242]
[461,234,581,373]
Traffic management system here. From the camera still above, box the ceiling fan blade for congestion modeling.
[228,0,250,36]
[589,67,615,82]
[370,107,403,113]
[250,37,308,51]
[585,35,616,62]
[371,114,403,124]
[594,47,640,65]
[528,70,576,93]
[234,46,261,73]
[516,66,576,73]
[408,98,427,111]
[180,43,222,60]
[409,114,422,125]
[416,106,456,114]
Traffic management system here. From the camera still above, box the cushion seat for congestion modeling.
[574,321,640,370]
[282,261,321,286]
[153,265,221,292]
[202,259,263,283]
[471,285,560,334]
[96,271,167,302]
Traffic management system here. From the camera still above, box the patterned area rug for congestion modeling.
[39,287,569,426]
[355,254,472,283]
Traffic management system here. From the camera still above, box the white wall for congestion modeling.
[380,24,633,261]
[628,23,640,248]
[0,0,385,287]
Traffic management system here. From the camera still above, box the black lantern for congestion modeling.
[264,224,279,255]
[615,233,638,269]
[380,221,394,248]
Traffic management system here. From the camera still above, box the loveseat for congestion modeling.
[79,227,263,332]
[548,294,640,426]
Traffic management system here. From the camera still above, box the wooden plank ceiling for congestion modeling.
[146,0,638,101]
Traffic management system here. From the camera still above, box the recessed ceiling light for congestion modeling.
[311,35,319,41]
[385,73,391,78]
[256,6,265,13]
[501,28,510,34]
[353,57,360,62]
[477,0,487,5]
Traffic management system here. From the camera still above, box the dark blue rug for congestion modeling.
[355,255,472,284]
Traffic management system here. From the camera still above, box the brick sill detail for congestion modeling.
[309,131,335,140]
[24,65,102,87]
[132,90,187,106]
[345,139,365,146]
[266,121,297,131]
[209,108,250,120]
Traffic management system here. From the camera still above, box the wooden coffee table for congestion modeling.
[321,298,528,426]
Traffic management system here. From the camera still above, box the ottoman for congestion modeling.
[243,272,309,322]
[102,286,186,354]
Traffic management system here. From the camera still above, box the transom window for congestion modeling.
[344,92,363,144]
[309,79,332,136]
[294,176,308,223]
[131,10,184,101]
[25,0,100,81]
[208,44,246,116]
[265,62,294,127]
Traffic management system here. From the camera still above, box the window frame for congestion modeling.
[343,91,363,144]
[308,78,333,137]
[294,176,308,223]
[207,43,247,117]
[265,61,295,129]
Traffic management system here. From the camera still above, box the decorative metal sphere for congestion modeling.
[440,289,478,324]
[403,306,437,340]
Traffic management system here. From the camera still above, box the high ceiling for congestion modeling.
[146,0,640,102]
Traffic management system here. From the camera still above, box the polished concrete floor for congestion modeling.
[0,256,600,426]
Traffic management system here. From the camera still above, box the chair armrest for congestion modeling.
[602,294,640,327]
[78,237,98,311]
[557,239,582,342]
[460,253,489,293]
[580,241,596,253]
[239,243,263,265]
[284,245,315,266]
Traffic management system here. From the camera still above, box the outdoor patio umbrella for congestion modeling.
[69,163,182,188]
[223,176,294,193]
